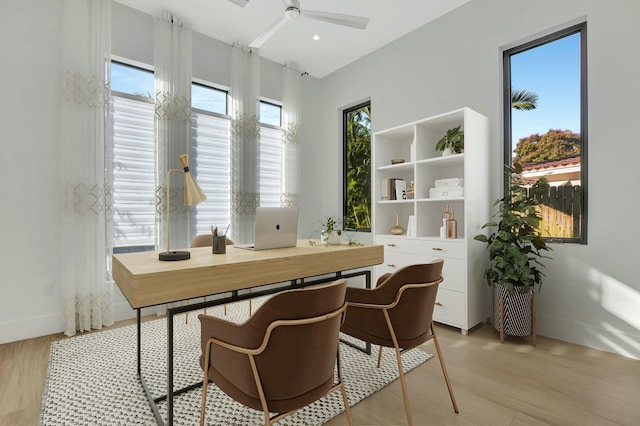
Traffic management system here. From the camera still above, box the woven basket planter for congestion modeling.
[492,284,536,345]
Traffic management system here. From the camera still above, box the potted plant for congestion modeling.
[474,163,552,343]
[320,216,342,245]
[435,125,464,155]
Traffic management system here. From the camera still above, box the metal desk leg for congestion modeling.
[167,310,174,425]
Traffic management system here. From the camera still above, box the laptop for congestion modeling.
[235,207,299,250]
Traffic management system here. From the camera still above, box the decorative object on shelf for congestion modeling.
[320,216,342,245]
[429,177,464,199]
[439,204,457,239]
[435,125,464,156]
[391,158,405,164]
[474,163,552,345]
[405,180,415,199]
[159,154,207,261]
[406,215,416,237]
[390,213,405,235]
[446,210,458,239]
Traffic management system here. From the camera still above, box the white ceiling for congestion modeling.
[114,0,473,79]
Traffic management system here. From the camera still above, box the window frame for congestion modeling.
[342,101,372,233]
[502,22,588,244]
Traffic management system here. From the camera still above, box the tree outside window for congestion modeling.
[343,102,371,231]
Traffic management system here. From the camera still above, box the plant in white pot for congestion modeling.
[320,216,342,245]
[435,125,464,156]
[474,163,552,344]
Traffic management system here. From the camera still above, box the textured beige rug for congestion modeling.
[40,299,432,425]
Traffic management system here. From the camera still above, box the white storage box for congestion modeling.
[429,186,464,198]
[434,177,464,188]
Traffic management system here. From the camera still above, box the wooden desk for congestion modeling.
[113,240,383,309]
[112,241,383,425]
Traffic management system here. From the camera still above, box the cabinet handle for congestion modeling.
[387,263,396,268]
[387,243,396,247]
[432,247,443,251]
[435,302,443,307]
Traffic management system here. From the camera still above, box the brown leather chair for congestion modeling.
[198,279,353,426]
[340,260,458,425]
[186,234,237,322]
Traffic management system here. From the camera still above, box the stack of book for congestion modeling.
[428,177,464,199]
[380,178,407,200]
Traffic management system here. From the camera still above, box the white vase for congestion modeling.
[321,231,341,245]
[442,147,453,156]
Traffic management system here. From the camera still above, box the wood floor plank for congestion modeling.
[1,319,638,425]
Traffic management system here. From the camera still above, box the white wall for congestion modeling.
[300,0,640,358]
[2,0,639,359]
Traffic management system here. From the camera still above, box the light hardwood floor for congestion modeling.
[1,320,638,425]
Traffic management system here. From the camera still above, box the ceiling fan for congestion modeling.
[228,0,370,49]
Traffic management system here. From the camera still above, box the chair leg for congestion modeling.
[432,332,459,413]
[383,309,413,426]
[377,345,383,367]
[200,342,212,426]
[337,345,354,426]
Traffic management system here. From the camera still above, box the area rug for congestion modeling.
[40,298,432,425]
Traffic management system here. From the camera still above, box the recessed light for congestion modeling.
[313,34,320,41]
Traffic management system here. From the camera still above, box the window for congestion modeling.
[111,60,288,250]
[191,83,231,236]
[259,101,284,207]
[112,61,233,251]
[343,102,371,231]
[503,23,587,243]
[111,61,156,253]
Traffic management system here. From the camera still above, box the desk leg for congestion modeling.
[167,311,174,425]
[137,309,141,375]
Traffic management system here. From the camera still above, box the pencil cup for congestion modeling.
[212,236,226,254]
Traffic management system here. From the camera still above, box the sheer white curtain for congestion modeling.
[60,0,113,337]
[230,44,260,244]
[154,11,193,253]
[281,62,302,209]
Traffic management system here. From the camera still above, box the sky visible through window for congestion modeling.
[510,33,580,153]
[111,62,280,124]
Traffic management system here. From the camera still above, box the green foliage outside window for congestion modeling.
[514,129,580,165]
[344,103,371,231]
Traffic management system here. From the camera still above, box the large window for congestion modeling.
[111,60,288,251]
[503,23,587,243]
[111,61,232,252]
[343,102,371,231]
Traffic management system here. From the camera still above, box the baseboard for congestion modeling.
[537,314,639,360]
[0,302,155,345]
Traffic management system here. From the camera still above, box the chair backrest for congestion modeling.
[191,234,233,247]
[342,260,444,350]
[200,279,347,414]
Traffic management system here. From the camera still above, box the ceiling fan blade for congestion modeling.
[301,9,369,30]
[249,14,289,48]
[227,0,250,7]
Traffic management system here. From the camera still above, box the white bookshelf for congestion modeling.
[372,107,490,334]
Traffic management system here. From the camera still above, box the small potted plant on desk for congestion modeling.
[320,216,342,245]
[474,163,552,346]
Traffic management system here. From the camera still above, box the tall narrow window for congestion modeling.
[111,61,156,253]
[191,82,231,237]
[504,23,587,243]
[259,100,285,207]
[343,102,371,231]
